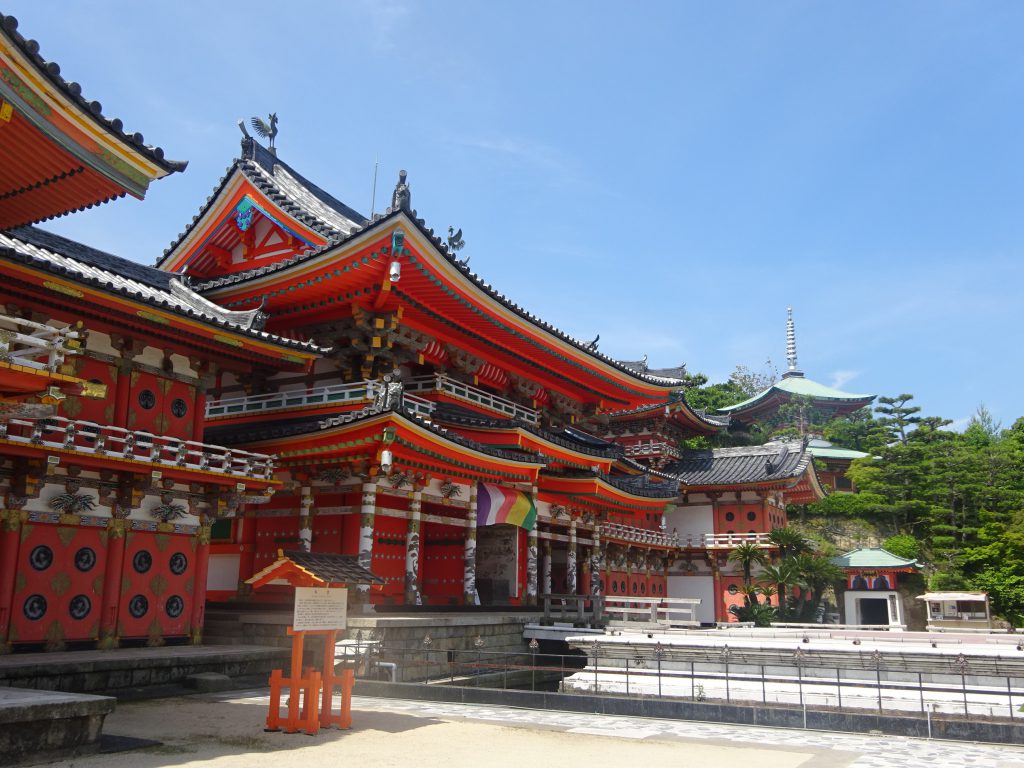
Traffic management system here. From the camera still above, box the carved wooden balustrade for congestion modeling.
[0,415,275,478]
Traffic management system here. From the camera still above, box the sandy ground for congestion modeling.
[47,693,837,768]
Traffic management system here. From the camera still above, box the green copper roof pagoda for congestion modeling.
[718,307,875,424]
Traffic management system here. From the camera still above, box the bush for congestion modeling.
[882,534,920,560]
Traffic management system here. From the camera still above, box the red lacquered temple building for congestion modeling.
[0,13,828,650]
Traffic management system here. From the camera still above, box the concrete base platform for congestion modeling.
[0,686,115,764]
[0,644,289,696]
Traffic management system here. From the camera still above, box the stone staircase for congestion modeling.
[202,607,295,649]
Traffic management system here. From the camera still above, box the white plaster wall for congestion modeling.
[86,330,118,357]
[137,345,165,369]
[665,503,713,542]
[208,554,241,591]
[668,575,715,624]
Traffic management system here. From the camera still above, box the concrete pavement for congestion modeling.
[32,689,1024,768]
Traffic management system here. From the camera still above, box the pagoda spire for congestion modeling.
[785,306,803,378]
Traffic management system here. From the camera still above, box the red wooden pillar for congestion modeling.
[113,358,133,428]
[238,510,258,591]
[0,508,23,652]
[98,518,128,648]
[191,392,206,442]
[190,522,211,644]
[711,560,725,623]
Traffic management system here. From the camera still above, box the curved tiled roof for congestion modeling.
[0,13,186,174]
[193,199,685,389]
[598,390,730,428]
[204,401,541,466]
[159,139,366,266]
[831,547,919,570]
[430,402,624,460]
[667,439,813,487]
[719,372,875,415]
[0,226,322,353]
[604,472,678,499]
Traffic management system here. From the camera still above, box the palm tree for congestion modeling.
[759,560,799,619]
[793,553,844,621]
[728,542,768,606]
[767,527,809,560]
[738,583,762,608]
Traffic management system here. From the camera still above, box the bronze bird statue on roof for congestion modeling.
[447,226,465,253]
[250,113,278,150]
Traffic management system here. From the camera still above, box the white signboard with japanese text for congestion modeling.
[293,587,348,631]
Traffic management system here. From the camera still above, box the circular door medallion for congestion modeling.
[69,594,92,620]
[169,552,188,575]
[128,594,149,618]
[133,550,152,574]
[74,547,96,572]
[23,594,47,621]
[166,595,184,618]
[29,545,53,571]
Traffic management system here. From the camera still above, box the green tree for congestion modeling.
[792,553,844,621]
[882,534,920,560]
[728,543,769,606]
[767,527,809,560]
[823,407,876,452]
[760,560,800,620]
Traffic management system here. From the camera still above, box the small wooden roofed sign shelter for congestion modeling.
[246,550,382,737]
[246,549,384,590]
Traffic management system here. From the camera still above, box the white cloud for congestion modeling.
[830,369,861,390]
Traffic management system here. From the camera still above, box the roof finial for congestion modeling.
[785,306,802,377]
[391,170,411,212]
[250,113,278,156]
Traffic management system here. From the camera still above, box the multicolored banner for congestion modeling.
[476,482,536,531]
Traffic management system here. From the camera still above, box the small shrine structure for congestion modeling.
[831,547,920,628]
[247,549,382,735]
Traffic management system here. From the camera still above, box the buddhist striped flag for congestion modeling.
[476,483,537,531]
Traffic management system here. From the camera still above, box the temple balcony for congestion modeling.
[0,314,80,372]
[0,314,103,399]
[0,415,275,480]
[404,373,540,425]
[205,380,436,421]
[600,522,680,549]
[622,439,681,460]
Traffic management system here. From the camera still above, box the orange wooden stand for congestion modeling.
[265,627,355,735]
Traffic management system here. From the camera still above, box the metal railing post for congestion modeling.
[722,645,731,703]
[529,637,539,692]
[872,649,883,715]
[794,647,805,711]
[655,642,664,698]
[957,653,969,718]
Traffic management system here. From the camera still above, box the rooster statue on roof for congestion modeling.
[250,113,278,151]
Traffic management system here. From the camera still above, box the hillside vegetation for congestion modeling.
[688,367,1024,626]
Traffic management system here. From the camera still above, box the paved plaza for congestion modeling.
[37,689,1024,768]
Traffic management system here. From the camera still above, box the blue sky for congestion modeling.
[7,2,1024,428]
